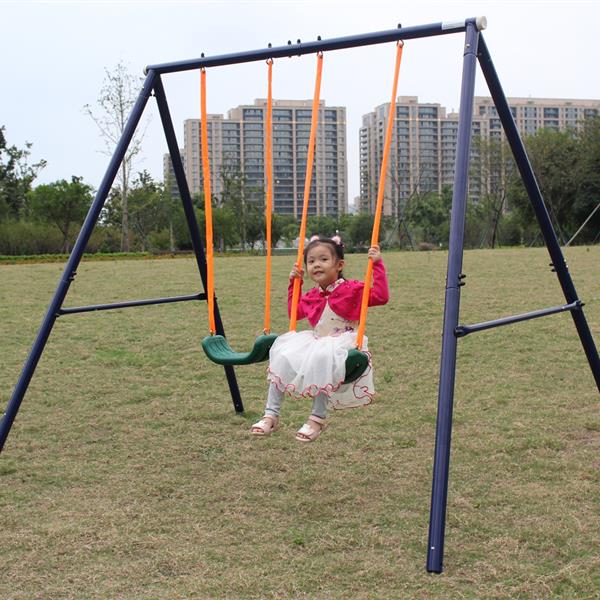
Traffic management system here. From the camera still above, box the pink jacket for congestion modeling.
[287,260,390,327]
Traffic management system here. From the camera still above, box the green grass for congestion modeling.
[1,247,599,599]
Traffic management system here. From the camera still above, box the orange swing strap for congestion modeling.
[263,59,274,334]
[201,64,276,337]
[200,68,216,335]
[355,41,404,349]
[289,52,324,332]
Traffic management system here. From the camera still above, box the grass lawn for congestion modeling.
[1,246,599,599]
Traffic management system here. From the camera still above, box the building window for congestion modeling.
[243,108,263,120]
[296,110,313,121]
[543,107,559,118]
[273,109,292,120]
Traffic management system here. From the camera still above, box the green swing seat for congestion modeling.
[202,333,278,366]
[202,333,369,383]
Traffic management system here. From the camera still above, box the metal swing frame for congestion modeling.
[1,16,599,574]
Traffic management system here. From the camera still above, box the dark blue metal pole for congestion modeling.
[426,22,481,574]
[0,71,158,453]
[455,300,583,337]
[477,35,600,392]
[57,292,207,315]
[152,76,244,413]
[145,20,473,75]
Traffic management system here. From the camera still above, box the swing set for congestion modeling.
[1,17,599,574]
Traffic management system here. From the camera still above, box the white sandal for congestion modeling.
[295,415,327,443]
[251,415,279,436]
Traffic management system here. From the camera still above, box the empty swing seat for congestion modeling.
[202,333,279,366]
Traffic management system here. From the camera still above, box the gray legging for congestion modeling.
[264,383,328,420]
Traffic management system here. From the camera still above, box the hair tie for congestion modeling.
[309,235,319,242]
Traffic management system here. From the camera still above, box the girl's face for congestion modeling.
[306,243,345,289]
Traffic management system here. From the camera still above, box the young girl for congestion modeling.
[251,235,389,442]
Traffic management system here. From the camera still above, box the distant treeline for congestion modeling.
[1,119,599,256]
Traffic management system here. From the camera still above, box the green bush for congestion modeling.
[85,226,121,253]
[0,222,63,255]
[0,221,127,255]
[147,228,173,252]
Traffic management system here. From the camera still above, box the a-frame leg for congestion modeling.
[153,75,243,413]
[0,71,158,452]
[477,35,600,390]
[426,28,600,575]
[426,22,481,574]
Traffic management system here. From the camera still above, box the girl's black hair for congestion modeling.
[303,236,345,278]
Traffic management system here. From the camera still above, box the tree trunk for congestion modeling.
[491,217,498,249]
[490,193,506,249]
[241,194,247,250]
[60,218,70,253]
[169,220,175,253]
[121,163,129,252]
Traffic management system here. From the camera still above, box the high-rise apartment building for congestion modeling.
[359,95,600,215]
[167,99,348,218]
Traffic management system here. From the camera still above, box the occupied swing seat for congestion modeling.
[202,333,369,383]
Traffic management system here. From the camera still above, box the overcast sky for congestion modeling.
[2,0,599,202]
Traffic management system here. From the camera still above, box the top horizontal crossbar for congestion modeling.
[145,17,486,75]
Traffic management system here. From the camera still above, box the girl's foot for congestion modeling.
[251,415,279,436]
[295,415,327,442]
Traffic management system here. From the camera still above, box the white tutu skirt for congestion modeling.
[267,330,375,410]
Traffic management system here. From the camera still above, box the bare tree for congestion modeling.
[384,150,428,250]
[84,61,149,252]
[471,136,514,248]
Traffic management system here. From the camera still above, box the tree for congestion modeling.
[127,171,168,252]
[0,126,46,221]
[162,171,185,252]
[281,220,301,246]
[217,160,248,249]
[508,128,579,244]
[245,206,265,249]
[384,152,425,249]
[213,206,240,250]
[28,176,93,252]
[470,136,515,248]
[407,192,449,246]
[347,213,375,247]
[572,116,600,243]
[271,213,296,248]
[84,61,148,252]
[306,215,338,239]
